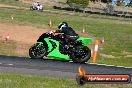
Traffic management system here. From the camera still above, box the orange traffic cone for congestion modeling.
[93,39,99,63]
[48,18,52,27]
[81,27,85,33]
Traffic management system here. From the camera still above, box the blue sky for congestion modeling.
[112,0,131,5]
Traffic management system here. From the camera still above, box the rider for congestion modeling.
[32,1,39,9]
[32,1,43,10]
[36,2,43,10]
[55,22,79,44]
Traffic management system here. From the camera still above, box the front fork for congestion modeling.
[36,42,43,46]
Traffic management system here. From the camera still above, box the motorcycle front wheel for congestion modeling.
[29,44,46,59]
[30,6,33,11]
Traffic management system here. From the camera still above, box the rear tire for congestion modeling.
[29,44,46,59]
[71,46,91,63]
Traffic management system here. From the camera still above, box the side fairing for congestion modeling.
[44,38,70,60]
[77,36,92,45]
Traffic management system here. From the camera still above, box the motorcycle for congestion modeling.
[29,30,92,63]
[30,4,43,12]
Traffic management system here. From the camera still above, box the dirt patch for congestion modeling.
[20,0,59,6]
[0,0,33,10]
[124,55,132,58]
[122,51,132,55]
[20,0,32,4]
[100,53,121,58]
[0,22,48,56]
[0,4,19,8]
[111,51,132,58]
[0,23,48,44]
[0,4,27,10]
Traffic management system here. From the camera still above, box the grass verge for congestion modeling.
[0,40,17,56]
[0,73,132,88]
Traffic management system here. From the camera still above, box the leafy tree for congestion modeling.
[116,0,125,6]
[126,0,132,7]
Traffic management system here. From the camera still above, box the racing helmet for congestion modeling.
[58,22,68,29]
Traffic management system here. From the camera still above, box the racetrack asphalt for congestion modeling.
[0,55,132,79]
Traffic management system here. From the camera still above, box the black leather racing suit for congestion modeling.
[56,26,79,44]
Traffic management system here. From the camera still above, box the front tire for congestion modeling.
[30,6,33,11]
[71,46,91,63]
[29,44,46,59]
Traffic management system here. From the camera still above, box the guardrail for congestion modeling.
[53,6,132,18]
[49,0,132,18]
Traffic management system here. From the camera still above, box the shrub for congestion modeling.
[67,0,89,9]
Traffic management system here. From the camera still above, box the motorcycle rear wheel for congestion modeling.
[71,46,91,63]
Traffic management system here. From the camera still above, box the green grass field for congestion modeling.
[0,1,132,88]
[0,0,132,67]
[0,74,132,88]
[0,40,17,56]
[0,7,131,66]
[56,0,67,2]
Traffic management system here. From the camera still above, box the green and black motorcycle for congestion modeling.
[29,30,92,63]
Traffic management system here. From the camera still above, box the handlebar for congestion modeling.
[46,30,64,35]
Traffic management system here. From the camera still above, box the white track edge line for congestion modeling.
[89,63,132,69]
[8,64,13,66]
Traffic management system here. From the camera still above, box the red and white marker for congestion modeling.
[91,49,93,58]
[83,28,85,33]
[82,28,85,33]
[102,36,105,45]
[5,34,10,41]
[49,18,52,27]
